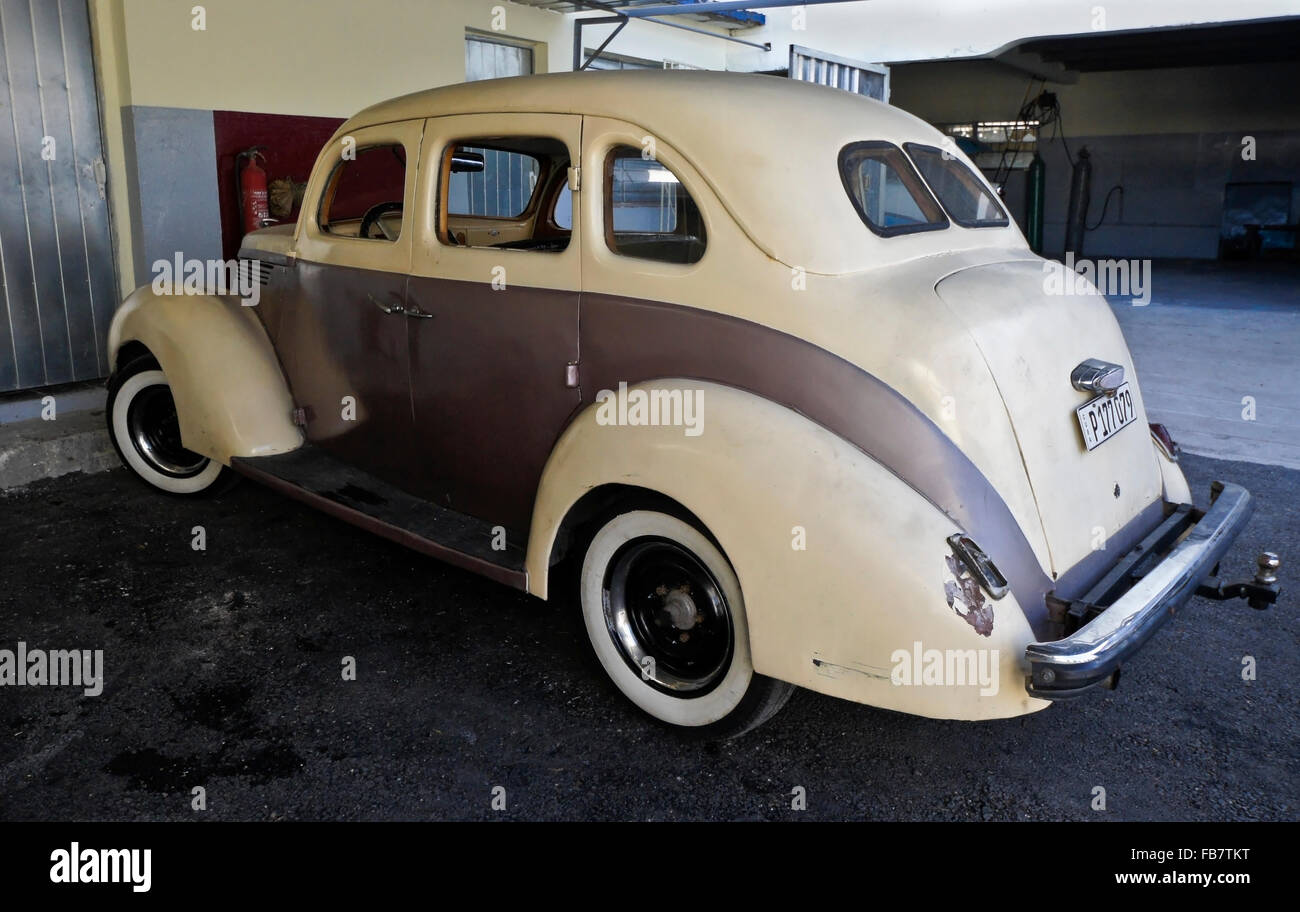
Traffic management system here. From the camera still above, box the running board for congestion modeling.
[231,448,527,590]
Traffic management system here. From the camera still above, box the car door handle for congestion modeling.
[368,294,404,315]
[404,307,435,319]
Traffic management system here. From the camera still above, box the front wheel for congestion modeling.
[106,357,234,496]
[579,510,794,738]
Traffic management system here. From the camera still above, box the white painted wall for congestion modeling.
[112,0,731,118]
[109,0,1300,118]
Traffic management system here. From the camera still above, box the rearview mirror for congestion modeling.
[451,150,485,173]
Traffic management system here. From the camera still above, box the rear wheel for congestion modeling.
[106,357,234,496]
[579,509,794,738]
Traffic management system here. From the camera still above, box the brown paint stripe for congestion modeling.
[581,293,1059,635]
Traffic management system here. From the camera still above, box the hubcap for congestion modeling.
[126,383,208,477]
[602,537,734,697]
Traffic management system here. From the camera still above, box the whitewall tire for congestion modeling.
[579,510,794,737]
[107,359,229,496]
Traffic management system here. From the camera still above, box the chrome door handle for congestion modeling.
[368,294,404,315]
[405,307,435,319]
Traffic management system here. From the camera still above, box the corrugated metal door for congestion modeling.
[0,0,116,392]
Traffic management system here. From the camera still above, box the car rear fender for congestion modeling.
[527,379,1049,721]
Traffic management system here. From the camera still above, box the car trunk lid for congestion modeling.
[934,258,1162,578]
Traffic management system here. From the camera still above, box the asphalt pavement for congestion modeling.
[0,453,1295,821]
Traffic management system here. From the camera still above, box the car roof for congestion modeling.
[341,71,1022,275]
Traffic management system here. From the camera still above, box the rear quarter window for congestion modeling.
[838,141,948,237]
[905,143,1010,228]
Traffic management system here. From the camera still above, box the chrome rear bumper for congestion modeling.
[1026,482,1255,698]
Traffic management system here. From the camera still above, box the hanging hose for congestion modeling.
[1086,185,1124,231]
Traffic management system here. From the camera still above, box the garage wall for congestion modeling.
[114,0,728,117]
[86,0,733,297]
[890,59,1300,258]
[86,1,1300,299]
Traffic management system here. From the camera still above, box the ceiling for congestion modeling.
[1010,17,1300,72]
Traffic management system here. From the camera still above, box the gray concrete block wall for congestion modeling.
[121,105,224,284]
[1024,130,1300,260]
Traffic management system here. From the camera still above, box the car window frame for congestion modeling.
[315,142,411,243]
[837,140,949,238]
[601,144,708,265]
[903,142,1011,229]
[443,142,549,223]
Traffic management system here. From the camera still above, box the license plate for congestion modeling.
[1075,383,1137,451]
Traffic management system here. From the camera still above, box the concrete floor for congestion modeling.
[0,455,1293,821]
[1107,260,1300,470]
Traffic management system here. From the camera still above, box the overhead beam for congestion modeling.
[570,0,776,70]
[614,0,857,17]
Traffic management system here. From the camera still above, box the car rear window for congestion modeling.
[838,141,948,237]
[905,143,1009,228]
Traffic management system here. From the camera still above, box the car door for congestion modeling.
[268,120,424,486]
[405,113,583,534]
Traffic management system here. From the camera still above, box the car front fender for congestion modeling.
[107,288,303,464]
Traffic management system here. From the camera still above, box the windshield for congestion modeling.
[838,141,948,237]
[904,143,1009,228]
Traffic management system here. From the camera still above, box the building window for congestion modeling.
[938,121,1039,171]
[582,49,661,70]
[465,34,535,81]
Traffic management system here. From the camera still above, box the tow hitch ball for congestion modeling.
[1195,552,1281,610]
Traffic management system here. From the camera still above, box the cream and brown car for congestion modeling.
[105,71,1279,737]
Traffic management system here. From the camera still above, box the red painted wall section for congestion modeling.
[212,111,345,259]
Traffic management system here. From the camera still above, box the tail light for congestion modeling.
[1149,423,1180,461]
[946,534,1009,599]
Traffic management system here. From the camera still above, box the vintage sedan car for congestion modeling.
[105,71,1278,737]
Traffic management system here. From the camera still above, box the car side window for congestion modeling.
[448,146,541,218]
[604,146,706,265]
[441,137,570,252]
[318,144,407,241]
[838,141,948,237]
[552,183,572,230]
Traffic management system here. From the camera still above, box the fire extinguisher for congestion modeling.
[235,146,272,235]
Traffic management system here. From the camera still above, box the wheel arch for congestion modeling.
[107,286,303,464]
[544,482,725,573]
